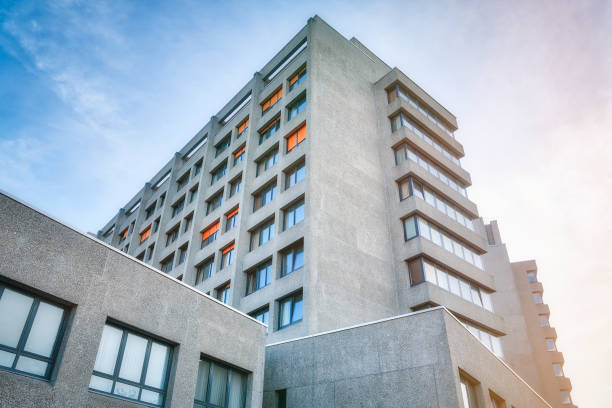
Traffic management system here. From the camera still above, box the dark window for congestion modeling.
[195,259,214,285]
[177,172,190,191]
[216,283,231,304]
[246,261,272,295]
[211,162,227,185]
[278,292,303,329]
[145,203,156,219]
[249,307,269,335]
[206,192,223,215]
[166,226,179,246]
[259,117,280,144]
[277,389,287,408]
[281,242,304,277]
[160,255,174,273]
[256,148,278,176]
[172,197,185,218]
[215,137,230,158]
[193,160,203,176]
[89,323,172,407]
[0,283,69,380]
[229,176,242,198]
[287,93,306,120]
[177,245,188,265]
[193,356,247,408]
[250,220,274,251]
[189,185,199,203]
[253,183,277,212]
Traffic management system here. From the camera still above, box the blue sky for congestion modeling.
[1,1,611,405]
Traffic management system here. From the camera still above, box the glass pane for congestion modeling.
[448,275,461,296]
[0,349,15,368]
[140,389,162,405]
[295,203,304,224]
[460,281,472,301]
[93,325,123,375]
[408,259,423,285]
[436,269,449,290]
[418,218,430,240]
[442,235,453,252]
[292,296,303,323]
[89,375,113,393]
[404,217,417,240]
[114,381,140,400]
[194,360,210,402]
[284,252,294,275]
[0,288,34,348]
[280,300,291,327]
[228,370,246,408]
[24,301,64,357]
[15,355,47,376]
[209,363,229,405]
[119,333,148,382]
[294,248,304,270]
[471,288,483,307]
[423,262,437,284]
[430,228,442,246]
[145,342,169,388]
[481,292,493,312]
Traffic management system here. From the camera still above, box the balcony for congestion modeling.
[535,303,551,316]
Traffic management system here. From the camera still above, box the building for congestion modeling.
[0,15,576,408]
[0,192,266,407]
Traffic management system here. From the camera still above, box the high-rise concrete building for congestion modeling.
[3,14,571,408]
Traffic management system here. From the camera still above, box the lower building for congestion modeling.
[0,192,266,408]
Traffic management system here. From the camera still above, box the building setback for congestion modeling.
[0,15,575,408]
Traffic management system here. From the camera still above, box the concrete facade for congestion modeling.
[264,307,551,408]
[0,192,266,408]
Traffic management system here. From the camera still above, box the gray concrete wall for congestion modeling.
[0,192,266,408]
[263,307,551,408]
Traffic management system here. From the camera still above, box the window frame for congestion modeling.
[0,283,70,381]
[277,291,303,330]
[246,260,272,295]
[89,322,174,407]
[193,355,248,408]
[281,242,304,277]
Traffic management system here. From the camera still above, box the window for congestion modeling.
[154,172,171,190]
[216,282,230,304]
[284,200,304,230]
[287,94,306,121]
[527,272,537,283]
[237,117,249,138]
[0,284,68,380]
[246,260,272,295]
[402,215,484,270]
[193,160,203,176]
[253,182,277,212]
[289,66,306,91]
[459,376,478,408]
[201,221,220,248]
[153,218,160,233]
[285,161,305,189]
[195,258,214,285]
[262,87,282,114]
[229,176,242,198]
[206,192,223,215]
[189,185,199,203]
[177,172,190,191]
[136,251,145,261]
[400,177,474,231]
[211,162,227,185]
[278,292,303,329]
[250,219,274,251]
[158,194,166,208]
[123,244,129,253]
[215,136,230,158]
[160,255,174,273]
[183,214,193,233]
[103,225,115,238]
[407,258,493,312]
[119,227,128,243]
[220,243,235,270]
[532,292,543,304]
[166,225,179,246]
[394,143,466,197]
[259,117,280,144]
[177,244,188,265]
[193,356,247,408]
[463,321,503,358]
[256,148,278,176]
[281,242,304,277]
[172,197,185,218]
[165,226,179,247]
[539,314,550,327]
[140,226,151,243]
[553,363,564,377]
[560,391,572,404]
[225,207,239,232]
[147,244,155,261]
[89,323,172,407]
[286,124,306,152]
[489,392,506,408]
[250,307,269,334]
[185,136,207,160]
[126,201,141,216]
[265,39,307,81]
[277,389,287,408]
[145,203,156,220]
[545,338,557,351]
[220,92,251,125]
[233,145,246,166]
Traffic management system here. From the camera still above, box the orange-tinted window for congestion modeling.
[234,145,246,159]
[120,228,128,240]
[262,88,283,113]
[387,87,397,103]
[289,66,307,90]
[287,124,306,152]
[140,226,151,243]
[202,221,220,241]
[237,117,249,135]
[222,243,235,254]
[227,207,239,219]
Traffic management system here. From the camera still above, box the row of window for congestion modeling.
[407,258,493,312]
[390,112,460,166]
[395,143,467,197]
[404,215,484,270]
[0,283,251,407]
[462,321,503,358]
[261,65,307,116]
[387,84,455,139]
[399,177,475,231]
